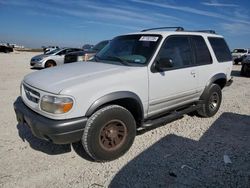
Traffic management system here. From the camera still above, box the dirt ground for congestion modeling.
[0,52,249,187]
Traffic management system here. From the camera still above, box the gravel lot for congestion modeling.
[0,52,249,187]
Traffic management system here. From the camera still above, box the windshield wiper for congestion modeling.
[106,56,129,66]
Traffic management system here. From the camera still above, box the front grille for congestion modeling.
[23,84,40,103]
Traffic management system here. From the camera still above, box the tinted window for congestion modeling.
[208,37,232,62]
[93,41,109,52]
[157,36,193,68]
[57,49,67,55]
[192,36,212,65]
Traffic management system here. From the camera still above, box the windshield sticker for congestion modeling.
[139,36,159,42]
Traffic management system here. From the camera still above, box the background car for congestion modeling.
[64,50,85,64]
[82,44,94,51]
[84,40,110,60]
[42,46,59,54]
[30,48,82,68]
[241,55,250,76]
[0,45,14,53]
[64,40,110,64]
[231,48,250,64]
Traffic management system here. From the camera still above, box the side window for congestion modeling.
[58,50,66,55]
[192,36,212,65]
[66,49,74,54]
[208,37,232,62]
[157,36,193,69]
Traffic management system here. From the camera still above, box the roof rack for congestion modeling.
[192,30,216,34]
[141,27,216,34]
[141,27,184,32]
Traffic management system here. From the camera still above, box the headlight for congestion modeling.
[36,57,43,61]
[41,95,73,114]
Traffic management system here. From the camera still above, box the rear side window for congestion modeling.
[192,36,212,65]
[208,37,232,62]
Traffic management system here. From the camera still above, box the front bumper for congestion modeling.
[14,97,87,144]
[30,60,44,68]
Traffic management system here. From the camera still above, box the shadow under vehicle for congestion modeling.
[110,112,250,187]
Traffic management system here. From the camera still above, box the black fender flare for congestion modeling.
[200,73,226,100]
[85,91,144,118]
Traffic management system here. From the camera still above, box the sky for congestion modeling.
[0,0,250,49]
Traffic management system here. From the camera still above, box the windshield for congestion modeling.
[233,49,247,53]
[92,41,109,52]
[45,48,61,55]
[95,34,162,65]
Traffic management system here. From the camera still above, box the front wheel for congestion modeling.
[82,105,136,162]
[45,60,56,68]
[197,84,222,117]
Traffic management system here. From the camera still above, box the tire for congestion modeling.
[240,64,246,76]
[45,60,56,68]
[241,64,250,77]
[82,105,136,162]
[197,84,222,117]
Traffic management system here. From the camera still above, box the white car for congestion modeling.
[15,27,233,161]
[30,48,82,68]
[231,48,250,64]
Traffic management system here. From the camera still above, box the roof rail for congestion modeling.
[193,30,216,34]
[141,27,184,32]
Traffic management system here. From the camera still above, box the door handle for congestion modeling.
[191,70,196,77]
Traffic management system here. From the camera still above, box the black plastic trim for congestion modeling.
[85,91,144,118]
[14,97,87,144]
[200,73,227,100]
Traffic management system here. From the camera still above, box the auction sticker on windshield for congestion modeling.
[139,36,159,42]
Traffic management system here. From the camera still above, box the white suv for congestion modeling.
[14,27,233,161]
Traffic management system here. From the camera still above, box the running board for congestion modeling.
[138,104,201,132]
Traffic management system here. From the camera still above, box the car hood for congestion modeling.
[31,54,49,60]
[24,62,131,94]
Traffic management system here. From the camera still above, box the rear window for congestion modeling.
[208,37,232,62]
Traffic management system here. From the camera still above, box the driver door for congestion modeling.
[148,35,200,117]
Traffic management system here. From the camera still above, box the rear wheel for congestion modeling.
[45,60,56,68]
[197,84,222,117]
[82,105,136,162]
[240,64,246,76]
[241,64,250,76]
[234,60,239,65]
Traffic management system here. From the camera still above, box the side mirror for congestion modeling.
[155,58,173,71]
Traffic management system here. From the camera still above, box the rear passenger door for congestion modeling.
[148,35,200,117]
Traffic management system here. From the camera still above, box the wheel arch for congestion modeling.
[200,73,226,100]
[85,91,144,126]
[45,59,57,66]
